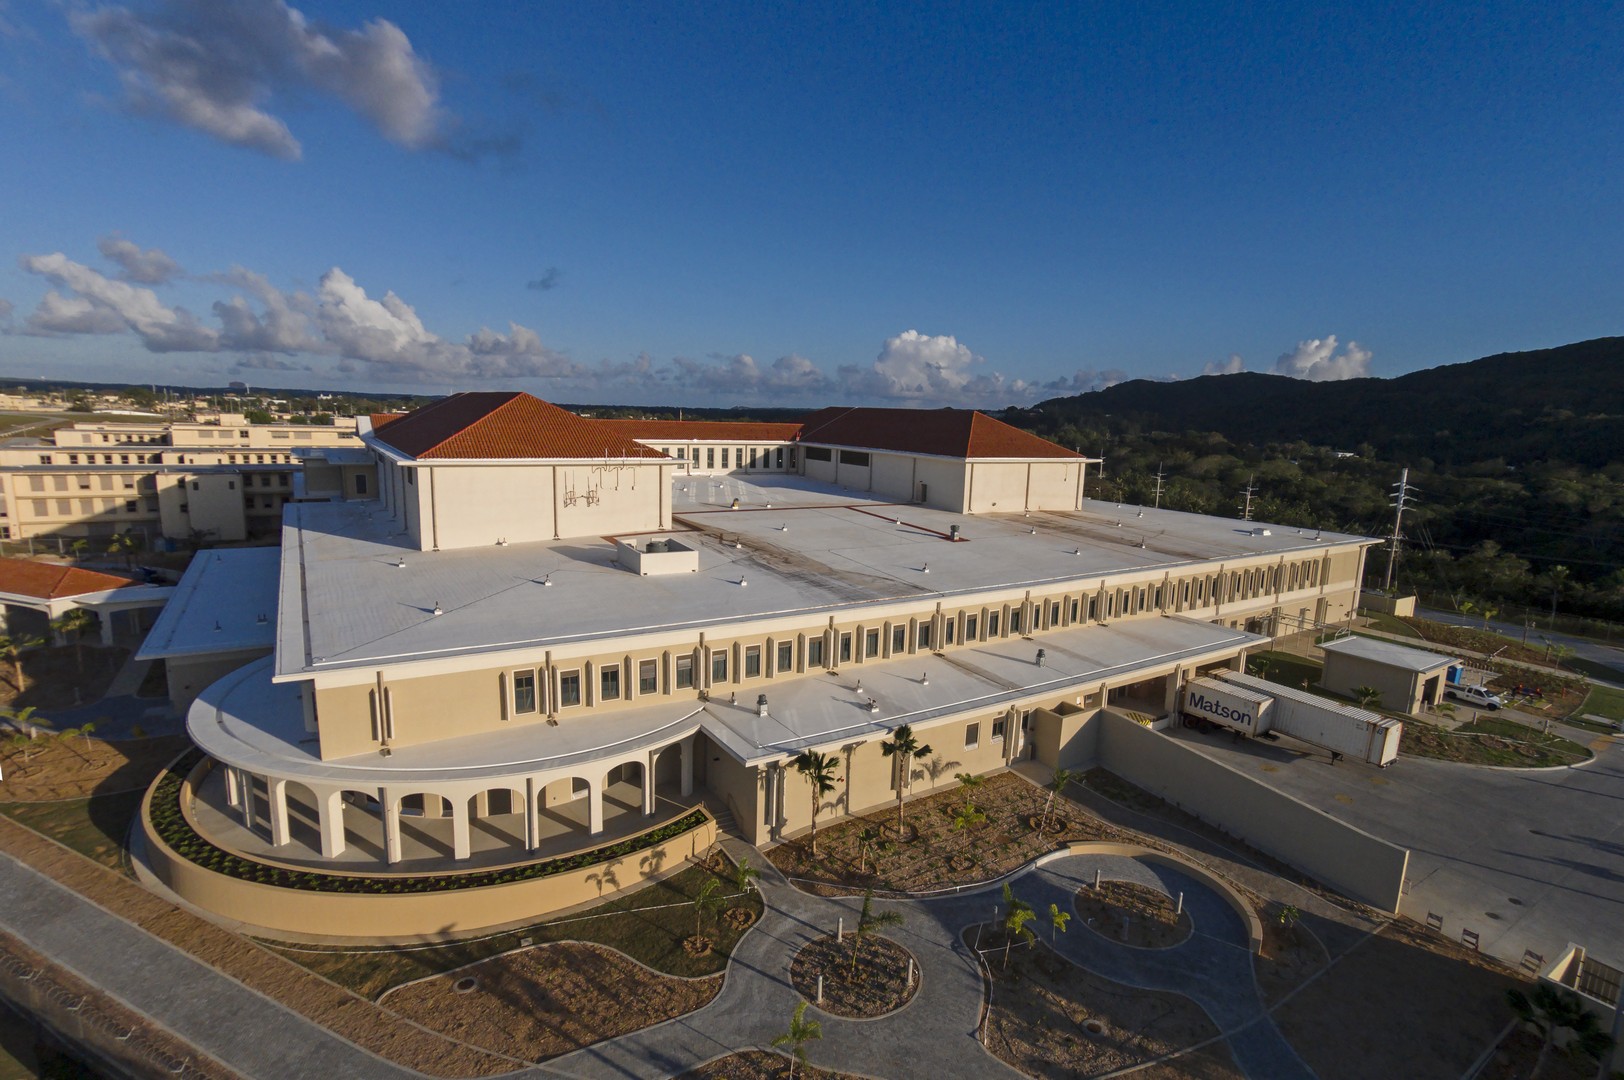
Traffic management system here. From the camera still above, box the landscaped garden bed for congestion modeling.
[789,933,916,1018]
[0,733,189,801]
[1252,904,1330,1006]
[1400,717,1591,767]
[676,1050,865,1079]
[964,927,1242,1079]
[379,941,721,1062]
[265,857,764,999]
[768,770,1118,894]
[1074,880,1191,949]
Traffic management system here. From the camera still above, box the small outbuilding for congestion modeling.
[136,547,279,714]
[1319,635,1456,714]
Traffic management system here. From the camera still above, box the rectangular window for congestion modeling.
[864,629,879,658]
[406,471,414,486]
[355,474,368,495]
[260,474,272,486]
[965,615,979,639]
[776,447,785,468]
[965,722,980,749]
[558,670,581,707]
[37,455,51,465]
[1050,602,1061,625]
[745,646,761,678]
[67,454,79,465]
[892,625,906,653]
[677,447,686,460]
[124,500,137,513]
[788,448,797,469]
[600,666,621,701]
[676,655,695,689]
[988,612,1000,637]
[804,446,831,462]
[638,659,658,694]
[839,632,852,663]
[777,641,793,671]
[711,651,728,683]
[992,718,1006,741]
[513,671,537,714]
[735,446,744,468]
[1010,609,1023,634]
[706,447,715,469]
[807,637,825,667]
[838,449,870,467]
[918,623,933,649]
[721,448,729,469]
[944,619,955,645]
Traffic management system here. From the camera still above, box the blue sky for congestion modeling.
[0,1,1619,406]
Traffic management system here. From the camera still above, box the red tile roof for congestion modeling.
[372,393,666,461]
[368,412,406,432]
[0,558,140,600]
[796,407,1082,460]
[598,419,804,442]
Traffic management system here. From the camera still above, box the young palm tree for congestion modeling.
[732,855,760,897]
[955,771,984,809]
[792,749,839,856]
[772,1000,823,1079]
[51,608,96,674]
[856,826,880,876]
[1048,902,1071,943]
[1505,984,1614,1079]
[1039,768,1075,833]
[1352,686,1382,709]
[0,634,44,694]
[107,531,139,570]
[68,538,89,563]
[2,706,50,762]
[691,876,724,941]
[850,888,904,975]
[1003,900,1036,968]
[879,724,932,835]
[952,802,987,832]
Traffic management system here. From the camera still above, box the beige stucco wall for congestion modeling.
[1094,710,1409,911]
[1322,651,1442,714]
[914,457,969,512]
[421,463,557,548]
[157,474,247,542]
[140,767,718,939]
[1031,704,1101,770]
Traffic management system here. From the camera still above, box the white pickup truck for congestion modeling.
[1445,684,1503,710]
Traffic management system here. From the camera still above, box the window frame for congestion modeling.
[512,670,537,714]
[558,670,582,707]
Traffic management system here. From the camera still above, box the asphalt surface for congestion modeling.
[1164,722,1624,970]
[1417,606,1624,683]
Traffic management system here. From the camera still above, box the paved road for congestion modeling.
[1417,606,1624,683]
[1165,724,1624,970]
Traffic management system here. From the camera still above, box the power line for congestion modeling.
[1381,468,1416,593]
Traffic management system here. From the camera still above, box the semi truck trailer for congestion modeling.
[1180,670,1402,767]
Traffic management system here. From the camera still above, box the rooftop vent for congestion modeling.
[1252,527,1272,537]
[614,535,698,576]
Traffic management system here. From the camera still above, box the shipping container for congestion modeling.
[1181,677,1273,733]
[1212,670,1403,767]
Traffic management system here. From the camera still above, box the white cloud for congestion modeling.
[872,329,985,397]
[1202,353,1245,376]
[20,252,217,350]
[1273,335,1372,381]
[97,234,182,283]
[70,0,447,160]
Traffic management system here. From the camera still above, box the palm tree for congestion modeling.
[1048,902,1071,943]
[952,802,986,831]
[51,608,96,674]
[1352,686,1382,709]
[0,634,44,694]
[107,531,139,570]
[68,537,89,563]
[856,825,880,876]
[2,706,50,762]
[955,771,984,810]
[732,855,760,896]
[1039,768,1075,833]
[1479,604,1499,631]
[691,876,724,942]
[880,724,932,835]
[1504,984,1614,1079]
[1002,892,1037,968]
[792,749,839,856]
[1278,904,1302,937]
[772,1000,823,1079]
[850,888,903,975]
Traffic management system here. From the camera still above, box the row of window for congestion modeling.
[659,445,794,471]
[28,498,155,517]
[61,453,162,465]
[495,555,1338,719]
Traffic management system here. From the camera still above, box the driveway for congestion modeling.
[1417,606,1624,683]
[1163,724,1624,970]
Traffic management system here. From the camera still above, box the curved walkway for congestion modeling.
[0,831,1313,1079]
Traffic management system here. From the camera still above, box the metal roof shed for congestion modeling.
[1319,634,1456,714]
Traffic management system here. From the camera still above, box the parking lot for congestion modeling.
[1163,722,1624,971]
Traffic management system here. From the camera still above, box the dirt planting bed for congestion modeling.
[380,942,721,1062]
[789,933,916,1018]
[0,734,189,801]
[769,770,1121,894]
[676,1050,867,1079]
[1252,908,1330,1007]
[1074,880,1192,949]
[967,928,1242,1079]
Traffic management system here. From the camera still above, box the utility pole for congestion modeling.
[1239,475,1256,521]
[1381,468,1415,593]
[1152,462,1166,509]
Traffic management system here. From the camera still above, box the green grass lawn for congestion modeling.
[1567,657,1624,685]
[264,857,765,1000]
[0,791,144,873]
[1246,651,1324,691]
[1356,610,1423,638]
[1578,684,1624,723]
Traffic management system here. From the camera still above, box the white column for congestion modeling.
[642,753,657,816]
[451,796,471,861]
[765,765,778,840]
[588,778,604,835]
[268,778,290,847]
[679,736,695,798]
[525,777,539,851]
[319,791,346,858]
[383,792,402,864]
[239,773,256,831]
[223,766,242,810]
[99,611,116,647]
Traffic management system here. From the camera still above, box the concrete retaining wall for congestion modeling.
[1095,710,1409,912]
[140,770,717,940]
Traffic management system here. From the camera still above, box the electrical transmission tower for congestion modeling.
[1239,475,1256,521]
[1381,468,1416,592]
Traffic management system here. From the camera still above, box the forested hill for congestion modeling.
[1011,337,1624,470]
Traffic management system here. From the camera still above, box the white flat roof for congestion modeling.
[275,476,1372,679]
[1319,634,1456,674]
[193,616,1262,785]
[137,548,280,661]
